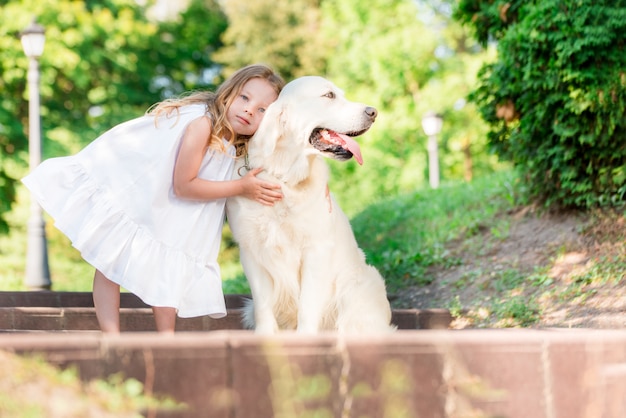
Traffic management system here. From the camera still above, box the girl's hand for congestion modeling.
[240,168,282,206]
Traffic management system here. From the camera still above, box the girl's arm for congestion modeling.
[172,116,282,206]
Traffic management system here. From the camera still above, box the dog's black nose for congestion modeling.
[365,106,378,120]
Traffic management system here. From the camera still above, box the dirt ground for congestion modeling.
[391,206,626,329]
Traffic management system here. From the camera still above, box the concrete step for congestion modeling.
[1,329,625,418]
[1,293,625,417]
[0,307,245,332]
[0,290,247,309]
[0,292,453,331]
[0,306,452,332]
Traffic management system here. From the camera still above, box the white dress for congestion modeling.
[22,104,234,318]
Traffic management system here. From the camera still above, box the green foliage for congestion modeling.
[351,170,520,293]
[319,0,504,214]
[319,0,438,213]
[0,0,227,234]
[214,0,328,80]
[215,0,503,215]
[0,351,182,417]
[492,296,540,327]
[454,0,522,46]
[0,168,15,234]
[150,0,227,92]
[455,0,626,209]
[1,0,506,231]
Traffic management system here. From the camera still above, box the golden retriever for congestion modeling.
[226,76,395,334]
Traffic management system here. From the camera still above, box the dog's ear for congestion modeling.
[255,101,287,158]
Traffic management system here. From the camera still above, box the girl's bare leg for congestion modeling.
[152,306,177,333]
[93,270,120,333]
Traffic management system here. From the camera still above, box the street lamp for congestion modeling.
[21,19,51,289]
[421,111,443,189]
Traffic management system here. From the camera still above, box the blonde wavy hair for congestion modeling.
[147,64,284,157]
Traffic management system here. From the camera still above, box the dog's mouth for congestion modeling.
[309,128,368,165]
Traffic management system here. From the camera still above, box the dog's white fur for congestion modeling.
[226,76,394,334]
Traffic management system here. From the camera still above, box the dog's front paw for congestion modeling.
[254,322,279,335]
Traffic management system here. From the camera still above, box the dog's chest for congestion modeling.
[251,187,333,246]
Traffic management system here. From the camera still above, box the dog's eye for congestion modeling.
[323,91,335,99]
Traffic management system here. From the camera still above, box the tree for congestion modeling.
[0,0,227,233]
[455,0,626,208]
[320,0,498,211]
[213,0,328,80]
[214,0,499,213]
[318,0,439,209]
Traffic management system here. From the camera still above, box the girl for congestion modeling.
[22,64,285,333]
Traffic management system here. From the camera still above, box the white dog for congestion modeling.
[226,76,394,334]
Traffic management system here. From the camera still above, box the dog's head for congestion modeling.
[250,76,377,169]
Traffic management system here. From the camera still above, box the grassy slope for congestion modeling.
[351,170,520,293]
[353,171,625,328]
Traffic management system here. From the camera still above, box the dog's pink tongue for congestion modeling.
[336,133,363,165]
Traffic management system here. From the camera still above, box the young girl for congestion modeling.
[22,64,285,333]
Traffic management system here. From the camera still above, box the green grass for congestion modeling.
[351,170,521,293]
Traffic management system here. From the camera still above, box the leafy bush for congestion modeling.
[0,168,16,234]
[455,0,626,208]
[0,351,181,417]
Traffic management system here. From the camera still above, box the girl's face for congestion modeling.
[227,78,279,137]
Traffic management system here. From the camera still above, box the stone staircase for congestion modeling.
[1,291,625,418]
[0,291,453,332]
